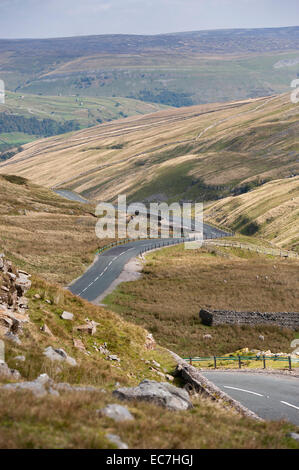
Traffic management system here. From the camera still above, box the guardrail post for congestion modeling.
[238,355,241,369]
[189,357,192,366]
[288,355,292,371]
[263,355,266,369]
[214,356,217,369]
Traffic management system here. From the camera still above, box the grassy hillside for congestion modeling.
[2,277,297,449]
[1,188,297,448]
[105,241,299,358]
[0,92,169,153]
[1,93,298,207]
[0,174,112,284]
[0,28,298,105]
[205,176,299,252]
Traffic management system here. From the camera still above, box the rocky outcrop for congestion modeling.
[199,308,299,329]
[0,361,21,380]
[1,374,104,396]
[0,254,31,338]
[113,379,193,411]
[43,346,77,366]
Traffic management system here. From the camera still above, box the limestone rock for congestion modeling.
[113,379,193,411]
[145,332,156,350]
[99,404,134,422]
[107,354,120,362]
[43,346,77,366]
[76,321,98,336]
[2,373,56,397]
[61,311,74,321]
[0,361,21,380]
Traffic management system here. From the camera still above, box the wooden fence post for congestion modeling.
[214,356,217,369]
[189,357,192,366]
[263,355,266,369]
[238,355,241,369]
[288,356,292,371]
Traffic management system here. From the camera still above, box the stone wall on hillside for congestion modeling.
[199,308,299,330]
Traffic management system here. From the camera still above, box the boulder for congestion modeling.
[113,379,193,411]
[0,307,29,336]
[61,311,74,321]
[15,273,31,296]
[99,404,134,422]
[2,373,58,397]
[76,321,98,336]
[43,346,77,366]
[0,361,21,380]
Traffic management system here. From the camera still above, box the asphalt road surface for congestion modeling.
[69,219,226,302]
[202,371,299,425]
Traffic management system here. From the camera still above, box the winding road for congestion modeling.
[58,190,299,427]
[69,219,227,302]
[202,372,299,425]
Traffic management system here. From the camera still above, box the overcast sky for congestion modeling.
[0,0,298,39]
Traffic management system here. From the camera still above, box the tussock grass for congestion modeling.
[3,275,174,388]
[0,390,298,449]
[105,243,299,357]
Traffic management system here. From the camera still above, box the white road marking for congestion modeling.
[281,401,299,411]
[78,247,136,295]
[224,386,264,397]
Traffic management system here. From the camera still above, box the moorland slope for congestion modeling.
[1,93,298,206]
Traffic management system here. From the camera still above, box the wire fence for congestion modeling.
[184,355,299,370]
[95,229,231,256]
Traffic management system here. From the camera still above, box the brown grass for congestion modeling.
[0,390,297,449]
[0,175,113,284]
[105,243,299,357]
[1,94,298,206]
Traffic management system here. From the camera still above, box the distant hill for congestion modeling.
[205,176,299,251]
[1,93,298,207]
[0,91,169,154]
[0,27,298,105]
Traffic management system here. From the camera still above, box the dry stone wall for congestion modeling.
[199,308,299,330]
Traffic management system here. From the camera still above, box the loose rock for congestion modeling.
[43,346,77,366]
[61,311,74,321]
[99,404,134,422]
[113,379,193,411]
